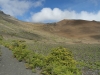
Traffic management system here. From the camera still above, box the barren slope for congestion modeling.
[43,19,100,43]
[0,11,100,43]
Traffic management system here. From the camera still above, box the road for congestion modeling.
[0,46,39,75]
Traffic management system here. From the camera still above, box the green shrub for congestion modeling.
[0,35,3,44]
[24,52,46,69]
[0,47,1,56]
[42,47,81,75]
[0,35,3,41]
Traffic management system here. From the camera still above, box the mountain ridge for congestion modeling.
[0,11,100,44]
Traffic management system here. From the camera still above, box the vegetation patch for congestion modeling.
[0,35,3,56]
[16,31,41,40]
[0,36,100,75]
[0,35,3,42]
[0,39,81,75]
[0,47,1,56]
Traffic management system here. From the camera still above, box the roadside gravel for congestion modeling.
[0,45,40,75]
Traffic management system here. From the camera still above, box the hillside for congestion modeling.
[43,19,100,43]
[0,11,44,41]
[0,11,100,44]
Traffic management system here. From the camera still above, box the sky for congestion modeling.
[0,0,100,23]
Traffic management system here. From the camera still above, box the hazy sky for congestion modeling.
[0,0,100,23]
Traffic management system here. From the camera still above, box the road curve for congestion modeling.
[0,46,40,75]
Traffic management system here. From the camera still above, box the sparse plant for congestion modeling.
[0,35,3,44]
[0,47,1,56]
[0,35,3,41]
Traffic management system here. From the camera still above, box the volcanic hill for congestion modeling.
[0,11,100,44]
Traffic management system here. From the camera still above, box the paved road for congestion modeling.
[0,46,40,75]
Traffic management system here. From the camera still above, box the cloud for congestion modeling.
[33,0,45,7]
[0,0,44,16]
[31,8,100,23]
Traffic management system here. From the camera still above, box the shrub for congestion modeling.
[0,47,1,56]
[0,35,3,44]
[42,47,81,75]
[0,35,3,41]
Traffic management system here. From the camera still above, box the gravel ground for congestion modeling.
[82,67,100,75]
[0,46,40,75]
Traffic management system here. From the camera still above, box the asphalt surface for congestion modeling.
[0,46,39,75]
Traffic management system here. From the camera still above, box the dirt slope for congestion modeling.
[43,19,100,41]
